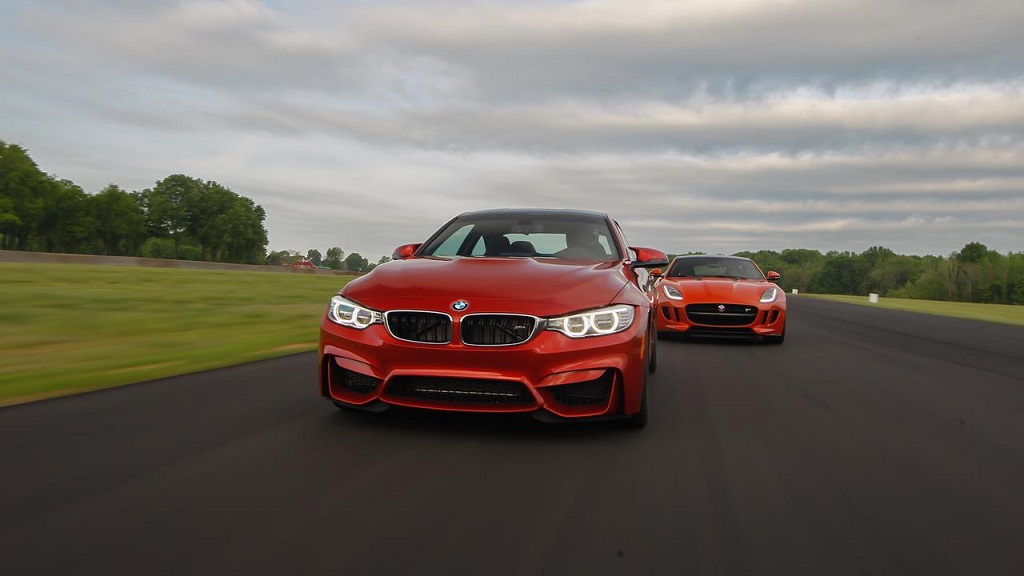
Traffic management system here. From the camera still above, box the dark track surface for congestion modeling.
[2,297,1023,575]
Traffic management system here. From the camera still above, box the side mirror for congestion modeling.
[766,271,781,281]
[630,247,669,268]
[392,243,422,260]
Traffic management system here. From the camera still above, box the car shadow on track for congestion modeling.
[658,333,765,346]
[324,404,639,441]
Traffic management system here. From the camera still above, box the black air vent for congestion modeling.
[329,361,382,394]
[386,377,534,406]
[550,372,613,407]
[386,311,452,343]
[685,304,758,326]
[461,315,536,345]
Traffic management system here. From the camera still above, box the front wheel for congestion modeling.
[624,371,649,429]
[764,322,786,344]
[648,325,658,374]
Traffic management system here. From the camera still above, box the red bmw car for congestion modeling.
[319,209,668,427]
[654,255,787,344]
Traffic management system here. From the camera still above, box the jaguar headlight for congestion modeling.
[662,285,683,301]
[327,295,382,329]
[547,305,634,338]
[760,286,778,303]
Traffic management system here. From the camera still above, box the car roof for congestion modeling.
[673,254,751,261]
[455,208,610,221]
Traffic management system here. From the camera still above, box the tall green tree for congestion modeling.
[218,196,268,264]
[38,179,96,254]
[860,245,895,270]
[0,141,49,250]
[137,174,267,263]
[1008,252,1024,304]
[867,255,923,296]
[0,196,18,246]
[954,242,999,303]
[344,252,370,274]
[812,254,869,295]
[324,246,345,270]
[141,174,201,259]
[91,184,146,256]
[188,180,237,261]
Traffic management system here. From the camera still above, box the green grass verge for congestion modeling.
[801,293,1024,327]
[0,262,354,407]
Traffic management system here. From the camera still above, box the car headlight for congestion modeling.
[327,295,382,329]
[662,285,683,301]
[760,287,778,303]
[547,305,634,338]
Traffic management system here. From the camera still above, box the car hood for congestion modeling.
[662,277,774,302]
[342,257,634,316]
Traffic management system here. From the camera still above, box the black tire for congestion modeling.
[648,324,658,374]
[764,322,786,345]
[625,369,649,429]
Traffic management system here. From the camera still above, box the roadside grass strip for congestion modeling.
[0,262,353,406]
[802,294,1024,327]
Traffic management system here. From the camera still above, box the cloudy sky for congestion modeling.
[2,0,1022,260]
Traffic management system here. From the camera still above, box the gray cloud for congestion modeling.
[1,0,1022,259]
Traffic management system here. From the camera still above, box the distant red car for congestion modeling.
[654,255,786,344]
[318,209,668,427]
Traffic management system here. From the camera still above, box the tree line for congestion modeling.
[732,243,1024,305]
[265,247,391,274]
[1,141,267,263]
[4,140,1020,302]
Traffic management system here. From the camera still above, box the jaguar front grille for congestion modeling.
[685,303,758,327]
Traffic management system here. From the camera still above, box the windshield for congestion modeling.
[667,257,764,280]
[419,213,621,260]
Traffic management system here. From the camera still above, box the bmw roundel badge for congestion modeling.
[452,300,469,312]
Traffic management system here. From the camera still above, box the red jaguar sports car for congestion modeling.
[319,209,668,427]
[654,255,786,344]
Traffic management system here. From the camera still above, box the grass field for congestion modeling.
[0,262,353,407]
[802,293,1024,327]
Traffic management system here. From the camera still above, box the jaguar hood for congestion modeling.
[662,277,775,302]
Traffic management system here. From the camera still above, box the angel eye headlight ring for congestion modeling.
[327,295,382,329]
[546,305,634,338]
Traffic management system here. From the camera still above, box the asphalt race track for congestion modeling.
[2,296,1023,575]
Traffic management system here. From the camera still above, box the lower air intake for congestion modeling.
[329,361,382,394]
[550,372,613,406]
[386,377,534,405]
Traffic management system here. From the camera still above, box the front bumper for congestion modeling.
[318,310,649,420]
[656,301,786,339]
